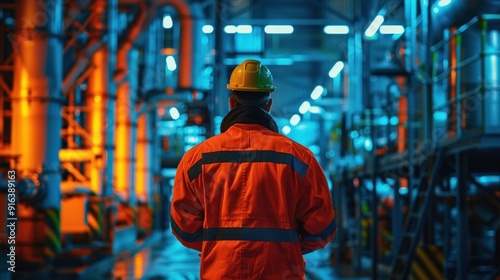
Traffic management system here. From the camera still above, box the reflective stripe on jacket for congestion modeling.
[171,123,336,279]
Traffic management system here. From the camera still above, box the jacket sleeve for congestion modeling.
[170,156,204,251]
[295,155,336,254]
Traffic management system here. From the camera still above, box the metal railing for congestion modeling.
[431,15,500,139]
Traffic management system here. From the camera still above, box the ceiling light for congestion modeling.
[323,25,349,34]
[379,25,405,34]
[437,0,452,7]
[202,25,214,34]
[329,61,344,78]
[365,15,384,37]
[166,56,177,71]
[169,107,180,120]
[282,126,291,135]
[264,25,294,34]
[310,86,324,100]
[299,101,311,114]
[290,114,301,126]
[163,15,173,29]
[224,25,237,33]
[236,25,252,34]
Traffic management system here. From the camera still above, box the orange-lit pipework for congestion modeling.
[86,0,118,196]
[122,0,196,89]
[11,0,64,259]
[12,0,63,209]
[115,4,147,203]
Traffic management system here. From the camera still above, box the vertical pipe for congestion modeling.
[420,0,433,143]
[447,28,457,136]
[114,4,146,205]
[144,18,158,92]
[214,0,228,118]
[12,0,63,257]
[443,177,453,279]
[392,181,403,254]
[456,152,469,279]
[352,0,363,271]
[12,0,63,208]
[135,110,153,205]
[456,34,462,137]
[407,0,417,197]
[86,0,118,196]
[115,49,139,205]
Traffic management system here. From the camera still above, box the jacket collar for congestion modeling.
[220,105,279,133]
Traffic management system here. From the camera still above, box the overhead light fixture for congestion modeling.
[290,114,301,126]
[236,25,253,34]
[379,25,405,35]
[264,25,294,34]
[282,126,291,135]
[224,25,237,33]
[323,25,349,34]
[364,15,384,37]
[310,85,324,100]
[299,101,311,114]
[329,61,344,78]
[169,107,180,120]
[437,0,452,7]
[163,15,173,29]
[224,25,253,34]
[308,106,322,114]
[166,56,177,71]
[202,25,214,34]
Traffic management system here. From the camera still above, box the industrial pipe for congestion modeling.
[114,3,147,204]
[119,0,202,90]
[62,39,102,94]
[86,0,118,196]
[12,0,64,259]
[12,0,63,209]
[135,110,154,205]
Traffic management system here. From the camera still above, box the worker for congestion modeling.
[171,59,336,279]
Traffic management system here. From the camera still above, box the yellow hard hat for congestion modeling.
[227,59,276,92]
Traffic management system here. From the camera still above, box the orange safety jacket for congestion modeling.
[171,106,336,279]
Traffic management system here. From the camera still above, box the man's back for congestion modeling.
[172,122,336,279]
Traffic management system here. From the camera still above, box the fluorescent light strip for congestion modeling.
[166,56,177,71]
[282,126,291,135]
[224,25,253,34]
[169,107,180,120]
[329,61,344,78]
[224,25,237,33]
[364,15,384,37]
[202,25,214,34]
[310,85,324,100]
[437,0,452,7]
[323,25,349,34]
[264,25,294,34]
[163,15,173,29]
[299,101,311,114]
[236,25,252,34]
[290,114,301,126]
[379,25,405,34]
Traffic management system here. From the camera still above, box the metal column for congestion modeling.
[456,152,469,279]
[86,0,118,196]
[12,0,64,257]
[115,48,139,205]
[136,110,154,205]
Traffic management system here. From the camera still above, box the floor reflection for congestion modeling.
[110,230,370,280]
